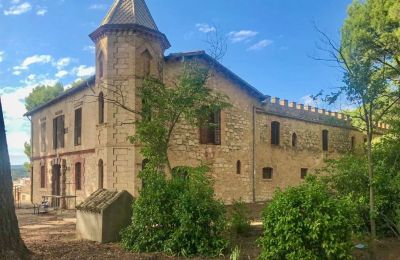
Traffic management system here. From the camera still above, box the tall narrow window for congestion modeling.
[236,160,241,175]
[40,165,45,188]
[262,167,273,180]
[74,108,82,146]
[98,159,104,189]
[98,92,104,124]
[271,121,280,145]
[292,133,297,147]
[75,162,82,190]
[98,52,104,79]
[322,130,329,151]
[301,168,308,179]
[53,115,65,149]
[200,110,221,145]
[351,136,355,150]
[40,120,46,152]
[142,50,152,76]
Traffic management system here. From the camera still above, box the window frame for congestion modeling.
[292,132,297,147]
[98,92,104,124]
[40,165,46,188]
[53,115,65,149]
[199,110,221,145]
[74,108,82,146]
[40,120,46,153]
[271,121,280,145]
[236,160,241,175]
[262,167,273,180]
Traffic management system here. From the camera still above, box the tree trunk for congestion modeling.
[0,98,29,259]
[367,124,376,259]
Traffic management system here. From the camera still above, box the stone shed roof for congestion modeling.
[76,189,123,214]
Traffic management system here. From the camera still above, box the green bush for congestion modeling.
[258,178,358,260]
[121,165,228,257]
[230,199,251,235]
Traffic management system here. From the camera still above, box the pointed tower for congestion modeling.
[89,0,170,195]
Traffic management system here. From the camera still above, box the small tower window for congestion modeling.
[262,167,273,180]
[98,92,104,124]
[236,160,241,175]
[271,121,280,145]
[322,130,329,151]
[292,133,297,147]
[75,162,82,190]
[98,159,104,189]
[98,52,104,79]
[301,168,308,179]
[141,50,152,76]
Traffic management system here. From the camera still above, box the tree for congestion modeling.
[314,0,400,246]
[25,83,64,112]
[0,98,29,259]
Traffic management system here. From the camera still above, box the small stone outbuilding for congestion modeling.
[76,189,133,243]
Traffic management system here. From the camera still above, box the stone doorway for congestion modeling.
[51,164,61,207]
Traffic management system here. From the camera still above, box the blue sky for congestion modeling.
[0,0,352,164]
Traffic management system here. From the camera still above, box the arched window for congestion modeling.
[236,160,241,175]
[40,165,46,188]
[271,121,280,145]
[75,162,82,190]
[141,50,152,76]
[292,133,297,147]
[98,92,104,124]
[98,159,104,189]
[98,51,104,79]
[322,130,329,151]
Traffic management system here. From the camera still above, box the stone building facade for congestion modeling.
[26,0,385,205]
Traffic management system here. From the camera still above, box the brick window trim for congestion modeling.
[72,158,85,191]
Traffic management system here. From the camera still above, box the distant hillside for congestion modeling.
[11,165,29,180]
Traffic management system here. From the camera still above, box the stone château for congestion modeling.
[25,0,387,205]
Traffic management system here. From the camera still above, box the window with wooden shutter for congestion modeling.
[53,115,65,149]
[271,121,280,145]
[199,110,221,145]
[74,108,82,146]
[53,118,57,149]
[75,162,82,190]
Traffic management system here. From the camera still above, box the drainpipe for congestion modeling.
[26,115,33,204]
[252,106,256,203]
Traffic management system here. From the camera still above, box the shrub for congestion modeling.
[258,178,358,260]
[121,165,228,257]
[230,199,251,235]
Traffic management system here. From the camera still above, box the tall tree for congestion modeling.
[314,0,400,251]
[25,83,64,112]
[0,98,29,259]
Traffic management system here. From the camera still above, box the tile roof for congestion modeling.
[76,189,122,214]
[101,0,158,31]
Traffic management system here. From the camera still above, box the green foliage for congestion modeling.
[230,200,251,235]
[230,246,240,260]
[258,178,358,260]
[121,165,228,257]
[25,83,64,111]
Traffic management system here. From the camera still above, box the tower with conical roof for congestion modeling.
[89,0,170,194]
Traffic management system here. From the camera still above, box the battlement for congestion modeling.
[260,95,390,130]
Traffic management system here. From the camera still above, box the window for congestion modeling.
[75,162,82,190]
[142,50,152,76]
[301,168,308,179]
[292,133,297,147]
[351,136,355,150]
[271,121,280,145]
[322,130,329,151]
[40,120,46,152]
[40,166,45,188]
[98,52,104,79]
[262,167,273,180]
[98,92,104,124]
[200,110,221,145]
[53,115,65,149]
[98,159,104,189]
[74,108,82,146]
[236,160,241,175]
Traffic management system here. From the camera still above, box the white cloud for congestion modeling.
[0,51,4,63]
[13,70,22,76]
[14,54,53,71]
[55,70,68,78]
[89,4,106,10]
[72,65,95,77]
[195,23,216,33]
[36,8,47,16]
[247,39,273,51]
[228,30,258,43]
[300,95,318,107]
[55,57,71,70]
[4,2,31,15]
[83,45,95,53]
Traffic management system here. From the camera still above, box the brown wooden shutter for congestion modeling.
[53,118,57,149]
[214,110,221,145]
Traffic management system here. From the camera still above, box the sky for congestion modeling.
[0,0,353,165]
